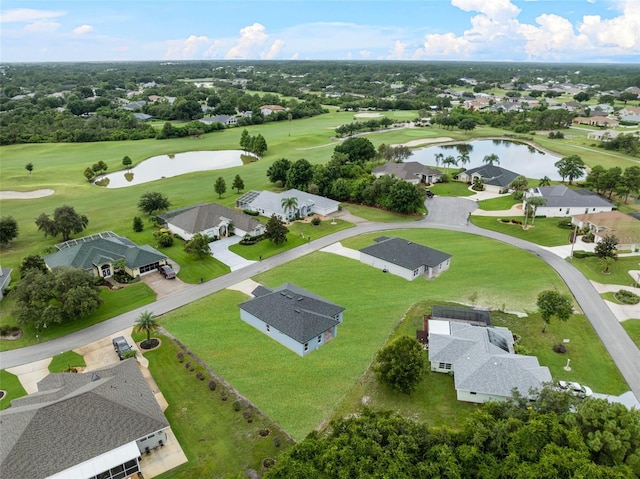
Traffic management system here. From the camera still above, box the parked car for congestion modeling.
[112,336,132,360]
[159,265,176,279]
[558,380,593,398]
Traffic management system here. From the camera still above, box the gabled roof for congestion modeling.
[573,210,640,245]
[359,236,451,270]
[528,186,614,208]
[238,189,339,215]
[372,162,441,181]
[44,234,166,271]
[239,283,344,344]
[462,164,520,187]
[0,360,169,479]
[158,203,262,235]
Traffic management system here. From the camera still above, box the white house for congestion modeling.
[359,236,452,281]
[238,283,345,357]
[236,189,340,221]
[0,359,177,479]
[372,162,442,185]
[523,186,614,218]
[428,317,552,404]
[158,203,265,240]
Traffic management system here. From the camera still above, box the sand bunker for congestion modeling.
[353,112,384,118]
[391,137,454,148]
[0,189,55,200]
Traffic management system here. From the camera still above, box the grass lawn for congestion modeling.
[229,218,353,260]
[0,282,156,351]
[478,194,520,211]
[471,216,575,246]
[622,319,640,349]
[129,332,295,478]
[570,256,640,286]
[343,203,424,222]
[429,180,474,197]
[161,229,599,441]
[0,369,27,410]
[49,351,86,372]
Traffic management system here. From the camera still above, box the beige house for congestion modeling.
[572,211,640,251]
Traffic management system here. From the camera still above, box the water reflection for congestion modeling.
[411,140,561,180]
[96,150,245,188]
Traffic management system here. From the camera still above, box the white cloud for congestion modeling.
[73,25,94,35]
[164,35,212,60]
[25,20,61,33]
[359,49,371,58]
[452,0,521,22]
[261,39,285,60]
[386,40,408,60]
[422,32,473,57]
[226,22,268,59]
[0,8,64,23]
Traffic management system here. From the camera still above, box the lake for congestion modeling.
[410,139,562,181]
[97,150,245,188]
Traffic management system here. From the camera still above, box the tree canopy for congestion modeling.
[536,290,573,332]
[333,137,376,164]
[555,155,586,185]
[0,216,19,245]
[184,233,211,260]
[374,335,424,394]
[232,174,244,193]
[264,214,288,245]
[138,191,171,216]
[214,176,227,198]
[286,159,314,190]
[35,205,89,242]
[134,310,159,348]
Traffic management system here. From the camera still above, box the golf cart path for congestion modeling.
[2,204,639,403]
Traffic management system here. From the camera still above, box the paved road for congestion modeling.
[2,202,639,402]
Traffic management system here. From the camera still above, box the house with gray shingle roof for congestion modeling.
[44,231,168,279]
[524,185,614,218]
[359,236,451,281]
[373,161,442,185]
[0,359,174,479]
[236,189,340,221]
[0,266,12,301]
[238,283,345,356]
[457,164,521,193]
[428,317,551,404]
[158,203,265,240]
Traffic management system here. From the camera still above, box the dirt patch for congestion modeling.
[0,328,23,341]
[0,189,54,200]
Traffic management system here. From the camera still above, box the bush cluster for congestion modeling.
[615,289,640,305]
[552,343,567,354]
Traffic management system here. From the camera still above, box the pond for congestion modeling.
[96,150,245,188]
[411,139,562,181]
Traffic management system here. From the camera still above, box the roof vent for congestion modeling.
[280,292,286,296]
[407,241,412,244]
[297,297,303,301]
[91,373,101,382]
[294,308,301,313]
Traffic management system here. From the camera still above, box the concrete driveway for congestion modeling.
[209,236,257,271]
[141,269,191,300]
[425,196,478,226]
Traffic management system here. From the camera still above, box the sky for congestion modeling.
[1,0,639,63]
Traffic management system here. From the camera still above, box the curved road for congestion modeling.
[2,199,639,401]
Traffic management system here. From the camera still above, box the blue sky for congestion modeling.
[1,0,638,63]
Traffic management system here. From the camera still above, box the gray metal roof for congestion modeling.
[0,359,169,479]
[45,234,166,271]
[159,203,262,235]
[239,283,344,344]
[528,186,614,208]
[359,237,451,270]
[372,162,442,181]
[463,164,520,187]
[238,189,339,216]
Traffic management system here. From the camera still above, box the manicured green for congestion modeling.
[48,351,86,372]
[0,282,156,351]
[570,256,640,286]
[229,218,353,260]
[343,203,423,222]
[162,229,587,440]
[0,369,27,410]
[131,332,294,479]
[471,215,576,246]
[429,180,475,197]
[478,194,520,211]
[622,319,640,349]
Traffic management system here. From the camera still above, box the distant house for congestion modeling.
[428,315,552,404]
[133,112,152,121]
[457,164,521,192]
[587,130,624,141]
[200,115,237,126]
[0,267,12,301]
[572,210,640,251]
[238,283,345,356]
[372,162,442,185]
[359,236,452,281]
[44,231,168,279]
[571,116,619,127]
[260,105,286,116]
[524,186,614,218]
[121,100,146,111]
[158,203,265,240]
[0,359,174,479]
[236,189,340,221]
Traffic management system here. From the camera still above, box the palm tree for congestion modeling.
[482,154,500,166]
[457,151,470,168]
[281,196,298,220]
[134,310,159,349]
[442,155,457,174]
[434,153,444,168]
[539,176,552,187]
